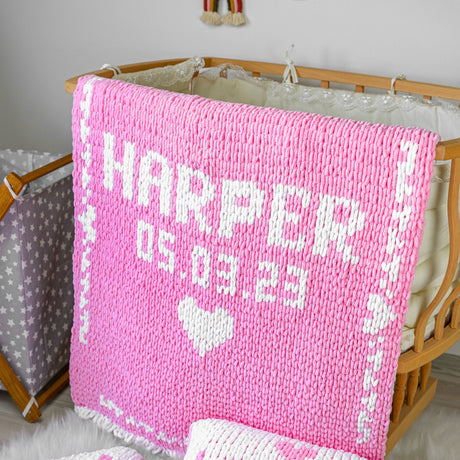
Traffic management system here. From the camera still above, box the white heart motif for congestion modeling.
[178,296,234,357]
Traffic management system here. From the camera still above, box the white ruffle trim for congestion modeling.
[264,80,460,114]
[114,57,204,89]
[198,65,460,117]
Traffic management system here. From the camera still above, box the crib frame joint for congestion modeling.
[435,138,460,160]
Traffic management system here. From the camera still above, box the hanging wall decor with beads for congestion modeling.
[201,0,245,26]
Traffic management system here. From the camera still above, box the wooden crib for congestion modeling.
[65,57,460,455]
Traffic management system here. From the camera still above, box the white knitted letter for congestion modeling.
[216,253,238,296]
[176,165,215,234]
[219,180,265,239]
[313,194,365,264]
[192,245,211,289]
[103,133,135,200]
[255,261,279,303]
[268,184,311,251]
[138,151,173,216]
[137,219,154,263]
[158,229,176,274]
[283,264,308,310]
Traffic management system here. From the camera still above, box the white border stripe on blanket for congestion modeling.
[75,76,101,346]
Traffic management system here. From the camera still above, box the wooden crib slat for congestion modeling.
[386,377,437,455]
[406,368,420,406]
[355,85,365,93]
[452,297,460,328]
[435,283,460,340]
[419,362,432,391]
[391,372,408,423]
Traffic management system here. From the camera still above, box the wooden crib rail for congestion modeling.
[205,57,460,102]
[64,57,460,161]
[65,57,460,102]
[435,138,460,160]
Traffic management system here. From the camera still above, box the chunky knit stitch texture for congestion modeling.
[54,446,143,460]
[71,75,438,460]
[185,419,369,459]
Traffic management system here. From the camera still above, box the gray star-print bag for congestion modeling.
[0,149,74,398]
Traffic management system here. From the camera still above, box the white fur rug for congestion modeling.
[0,410,171,460]
[0,404,459,460]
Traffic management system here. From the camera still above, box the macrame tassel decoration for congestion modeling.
[222,0,246,26]
[201,0,222,25]
[201,0,245,26]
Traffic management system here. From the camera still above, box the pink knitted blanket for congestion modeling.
[71,75,438,460]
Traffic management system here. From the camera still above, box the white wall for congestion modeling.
[2,0,460,154]
[1,1,460,354]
